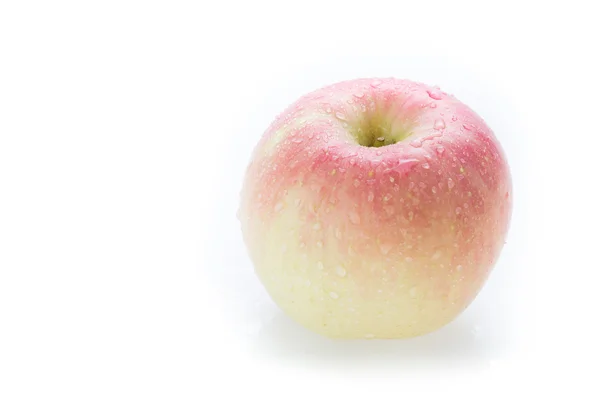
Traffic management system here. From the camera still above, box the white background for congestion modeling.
[1,0,598,398]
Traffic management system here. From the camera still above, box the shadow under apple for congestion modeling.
[250,309,502,370]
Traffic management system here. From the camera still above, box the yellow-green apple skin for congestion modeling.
[239,78,512,339]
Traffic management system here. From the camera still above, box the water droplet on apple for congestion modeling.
[329,291,339,299]
[431,250,442,260]
[448,178,455,189]
[317,261,324,270]
[367,192,374,202]
[370,80,382,87]
[452,115,457,122]
[353,92,365,98]
[349,211,361,224]
[379,243,393,255]
[348,245,356,257]
[291,137,304,143]
[335,265,347,277]
[436,146,445,154]
[422,163,430,169]
[430,102,437,108]
[409,287,418,297]
[313,222,321,230]
[431,186,437,193]
[434,119,446,130]
[427,88,443,100]
[455,207,462,215]
[410,139,422,148]
[335,228,343,239]
[456,264,463,272]
[274,202,284,212]
[462,123,472,131]
[335,111,346,120]
[353,179,360,187]
[316,240,323,248]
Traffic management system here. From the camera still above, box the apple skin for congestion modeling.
[239,78,511,339]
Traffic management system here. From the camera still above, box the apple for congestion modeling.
[239,78,512,339]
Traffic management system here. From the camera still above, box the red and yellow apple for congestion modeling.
[239,78,512,339]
